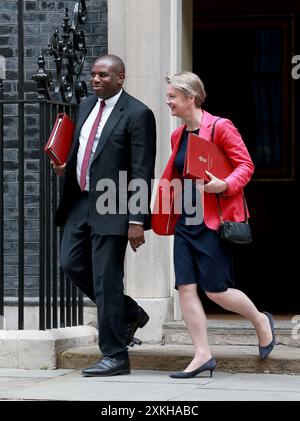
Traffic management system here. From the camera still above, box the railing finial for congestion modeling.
[32,1,87,104]
[32,54,52,100]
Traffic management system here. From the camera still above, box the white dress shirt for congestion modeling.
[76,89,123,191]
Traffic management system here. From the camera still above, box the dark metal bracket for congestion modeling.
[32,0,88,104]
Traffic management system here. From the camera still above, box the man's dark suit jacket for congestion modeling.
[55,90,156,235]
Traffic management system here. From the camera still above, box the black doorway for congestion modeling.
[193,1,300,314]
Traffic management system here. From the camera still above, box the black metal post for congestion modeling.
[39,101,47,330]
[17,0,25,329]
[59,229,65,328]
[78,290,83,325]
[51,105,58,329]
[45,103,52,329]
[0,79,4,324]
[17,101,25,330]
[72,283,78,326]
[66,277,71,327]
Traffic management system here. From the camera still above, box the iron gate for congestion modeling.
[0,0,91,330]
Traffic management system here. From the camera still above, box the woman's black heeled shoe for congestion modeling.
[169,358,216,379]
[259,311,276,360]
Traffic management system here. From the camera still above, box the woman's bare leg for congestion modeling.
[206,289,273,346]
[178,284,212,372]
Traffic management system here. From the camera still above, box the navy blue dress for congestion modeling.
[173,129,234,292]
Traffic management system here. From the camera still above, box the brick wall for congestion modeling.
[0,0,108,297]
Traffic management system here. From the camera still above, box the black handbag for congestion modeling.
[210,118,252,245]
[216,194,252,244]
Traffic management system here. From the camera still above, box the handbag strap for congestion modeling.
[210,117,249,224]
[216,193,248,223]
[211,117,223,144]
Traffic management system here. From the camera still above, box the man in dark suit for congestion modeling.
[52,54,156,376]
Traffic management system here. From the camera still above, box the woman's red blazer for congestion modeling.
[152,110,255,235]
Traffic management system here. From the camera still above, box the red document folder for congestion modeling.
[183,133,233,182]
[44,113,75,165]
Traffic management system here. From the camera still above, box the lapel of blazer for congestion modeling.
[68,96,98,162]
[92,90,127,163]
[200,110,219,140]
[171,125,186,155]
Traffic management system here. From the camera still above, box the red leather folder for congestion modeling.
[44,113,75,165]
[183,133,233,182]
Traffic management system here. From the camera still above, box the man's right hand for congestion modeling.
[51,161,66,177]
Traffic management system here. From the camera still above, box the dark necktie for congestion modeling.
[79,100,106,191]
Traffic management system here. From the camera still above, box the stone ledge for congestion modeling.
[0,326,98,369]
[163,318,300,347]
[59,344,300,375]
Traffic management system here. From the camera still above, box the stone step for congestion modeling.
[59,344,300,375]
[163,317,299,347]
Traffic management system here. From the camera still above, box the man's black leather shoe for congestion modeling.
[82,356,130,377]
[126,307,149,345]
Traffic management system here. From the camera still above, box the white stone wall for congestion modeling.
[107,0,193,332]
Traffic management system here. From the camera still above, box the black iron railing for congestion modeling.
[38,99,84,330]
[0,0,89,330]
[0,93,84,330]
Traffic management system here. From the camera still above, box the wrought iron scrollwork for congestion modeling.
[32,0,88,104]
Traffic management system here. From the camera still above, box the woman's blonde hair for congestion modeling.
[166,71,207,108]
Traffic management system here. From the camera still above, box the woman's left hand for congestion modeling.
[204,171,227,194]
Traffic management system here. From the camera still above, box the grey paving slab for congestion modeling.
[0,369,72,378]
[177,388,300,401]
[0,378,49,395]
[0,369,73,399]
[202,372,300,392]
[0,369,299,401]
[0,372,198,401]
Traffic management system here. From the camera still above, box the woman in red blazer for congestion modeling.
[152,72,275,378]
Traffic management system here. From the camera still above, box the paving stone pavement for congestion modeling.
[0,368,300,402]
